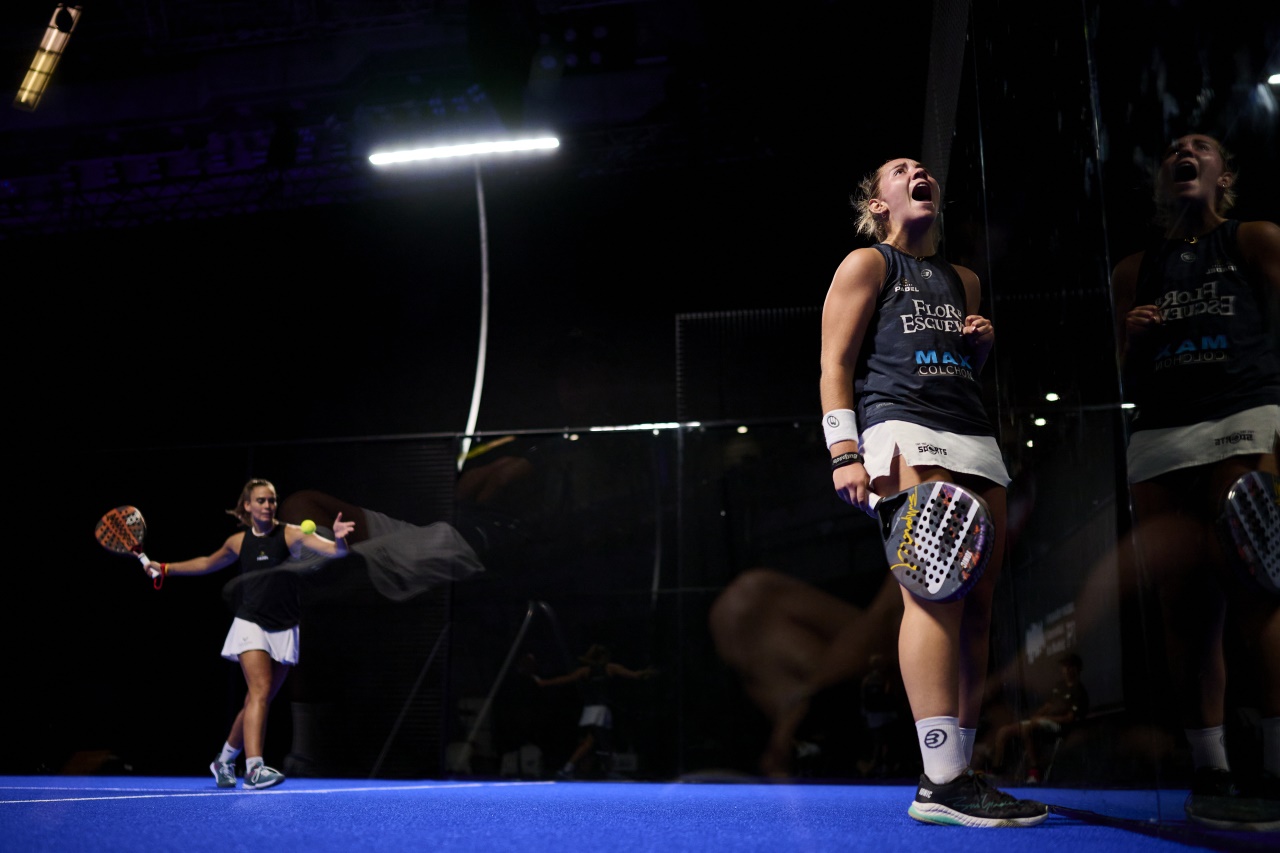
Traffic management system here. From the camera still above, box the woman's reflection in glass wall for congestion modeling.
[944,0,1278,835]
[1110,130,1278,831]
[1092,0,1279,832]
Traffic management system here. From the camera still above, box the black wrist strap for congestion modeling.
[831,451,863,470]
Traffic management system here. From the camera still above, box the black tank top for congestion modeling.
[581,663,610,707]
[227,522,301,631]
[854,244,995,436]
[1123,220,1280,431]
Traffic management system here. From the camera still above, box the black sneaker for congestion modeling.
[1185,768,1280,831]
[909,769,1049,827]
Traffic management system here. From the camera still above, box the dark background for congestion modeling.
[3,0,936,447]
[2,0,1277,835]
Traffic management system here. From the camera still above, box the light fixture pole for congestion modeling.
[462,160,490,470]
[368,136,559,469]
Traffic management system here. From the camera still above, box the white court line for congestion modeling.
[0,780,554,805]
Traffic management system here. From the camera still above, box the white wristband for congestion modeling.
[822,409,859,449]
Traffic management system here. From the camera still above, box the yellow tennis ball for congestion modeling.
[300,519,317,535]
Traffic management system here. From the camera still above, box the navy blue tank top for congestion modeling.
[854,244,995,436]
[1123,220,1280,431]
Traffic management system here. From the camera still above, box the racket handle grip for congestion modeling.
[137,552,160,578]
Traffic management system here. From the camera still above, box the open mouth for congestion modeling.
[911,182,932,201]
[1172,161,1197,182]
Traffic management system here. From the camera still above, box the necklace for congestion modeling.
[886,241,927,262]
[1181,236,1197,244]
[250,523,273,537]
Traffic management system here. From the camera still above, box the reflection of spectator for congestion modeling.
[990,653,1089,783]
[709,567,903,778]
[533,644,658,780]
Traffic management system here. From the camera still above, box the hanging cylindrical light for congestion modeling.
[13,4,83,112]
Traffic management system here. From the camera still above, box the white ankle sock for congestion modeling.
[246,756,264,773]
[1185,726,1229,771]
[916,716,967,784]
[217,743,241,765]
[960,727,977,765]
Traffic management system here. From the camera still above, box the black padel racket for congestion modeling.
[875,481,993,603]
[1219,470,1279,595]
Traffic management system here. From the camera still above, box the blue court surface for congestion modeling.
[2,776,1271,853]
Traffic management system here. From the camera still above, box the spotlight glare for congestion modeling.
[1034,417,1047,426]
[588,422,681,433]
[369,137,560,166]
[1044,392,1060,402]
